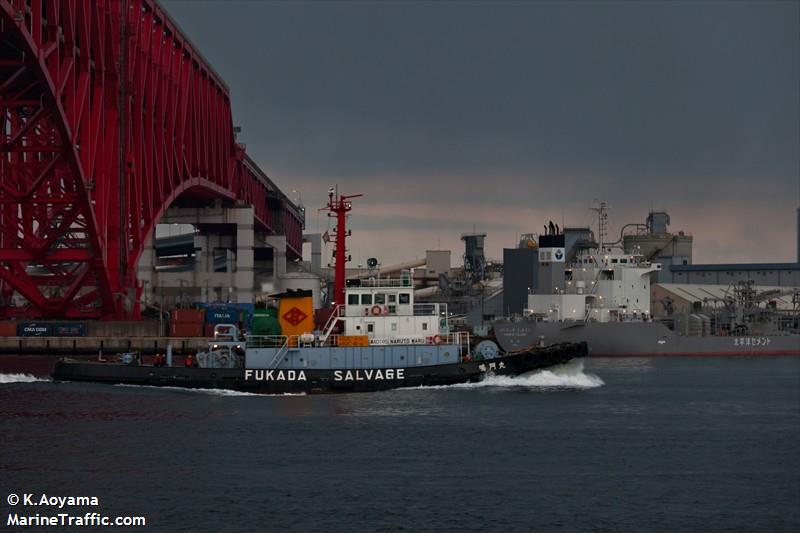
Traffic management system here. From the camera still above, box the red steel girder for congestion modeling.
[0,0,304,319]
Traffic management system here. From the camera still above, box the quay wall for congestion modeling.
[0,336,207,356]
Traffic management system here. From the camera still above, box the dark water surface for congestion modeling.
[1,357,799,532]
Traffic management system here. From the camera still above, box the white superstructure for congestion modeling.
[526,249,660,322]
[342,278,448,342]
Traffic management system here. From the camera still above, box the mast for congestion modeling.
[321,186,363,307]
[590,200,610,251]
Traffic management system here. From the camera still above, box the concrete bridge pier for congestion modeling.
[137,205,291,308]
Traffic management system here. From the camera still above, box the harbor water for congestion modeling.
[1,356,798,532]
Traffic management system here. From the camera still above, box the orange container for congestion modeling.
[171,308,205,323]
[0,322,18,336]
[170,322,203,337]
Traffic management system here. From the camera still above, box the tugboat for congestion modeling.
[52,188,587,394]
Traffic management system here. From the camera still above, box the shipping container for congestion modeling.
[86,320,161,337]
[170,322,204,337]
[51,323,87,336]
[202,305,238,324]
[171,308,205,323]
[0,322,18,336]
[197,303,254,326]
[17,322,86,337]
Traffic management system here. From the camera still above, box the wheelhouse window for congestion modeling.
[347,294,359,305]
[388,294,397,303]
[375,293,386,304]
[399,293,410,305]
[361,294,373,305]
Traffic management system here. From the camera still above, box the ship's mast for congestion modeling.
[590,200,610,251]
[321,186,363,307]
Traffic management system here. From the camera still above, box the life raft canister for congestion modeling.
[370,304,383,316]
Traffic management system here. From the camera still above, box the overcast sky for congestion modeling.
[162,0,799,266]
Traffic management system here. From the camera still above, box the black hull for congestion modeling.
[51,342,587,394]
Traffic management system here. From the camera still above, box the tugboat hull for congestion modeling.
[51,342,587,394]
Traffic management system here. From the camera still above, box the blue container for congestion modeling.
[52,323,87,336]
[17,323,50,336]
[204,306,237,323]
[17,322,86,337]
[197,302,255,328]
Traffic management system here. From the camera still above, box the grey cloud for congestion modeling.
[163,0,799,262]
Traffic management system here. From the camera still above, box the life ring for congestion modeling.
[370,305,383,316]
[432,335,443,345]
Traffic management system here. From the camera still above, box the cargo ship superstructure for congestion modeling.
[494,204,800,357]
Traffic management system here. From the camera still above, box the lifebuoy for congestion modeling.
[370,305,383,316]
[433,335,443,345]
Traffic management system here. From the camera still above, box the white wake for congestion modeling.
[407,360,604,391]
[0,373,50,384]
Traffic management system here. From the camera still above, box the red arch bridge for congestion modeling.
[0,0,304,319]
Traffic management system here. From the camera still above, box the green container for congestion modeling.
[252,308,281,336]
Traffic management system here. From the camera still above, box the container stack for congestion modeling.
[170,308,205,337]
[199,303,254,336]
[202,303,237,337]
[13,322,86,336]
[0,322,17,337]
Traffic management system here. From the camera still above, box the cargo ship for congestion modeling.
[493,207,799,357]
[52,189,587,393]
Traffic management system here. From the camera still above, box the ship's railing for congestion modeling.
[356,277,413,288]
[246,332,469,350]
[413,303,438,316]
[246,335,289,349]
[320,303,344,343]
[346,302,447,318]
